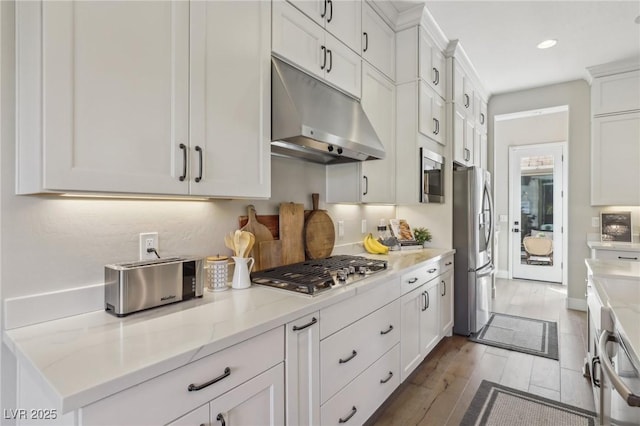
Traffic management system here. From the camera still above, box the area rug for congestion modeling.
[470,313,559,360]
[461,380,597,426]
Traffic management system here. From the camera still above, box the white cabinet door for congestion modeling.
[362,2,395,80]
[325,0,361,54]
[439,271,454,337]
[272,1,325,81]
[591,112,640,205]
[465,119,476,166]
[189,1,270,198]
[324,32,362,98]
[286,313,320,426]
[400,286,423,381]
[452,108,469,166]
[419,28,446,99]
[20,1,190,195]
[420,283,440,356]
[273,1,360,98]
[418,82,445,145]
[360,63,396,203]
[592,70,640,115]
[210,364,285,426]
[477,97,488,132]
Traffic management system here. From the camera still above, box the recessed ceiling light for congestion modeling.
[537,39,558,49]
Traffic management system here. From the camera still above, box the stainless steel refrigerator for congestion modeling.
[453,166,495,336]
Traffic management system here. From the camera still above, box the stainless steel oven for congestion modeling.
[420,148,444,203]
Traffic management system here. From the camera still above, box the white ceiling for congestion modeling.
[412,1,640,96]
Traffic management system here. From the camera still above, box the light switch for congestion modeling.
[338,221,345,238]
[591,217,599,228]
[499,215,508,222]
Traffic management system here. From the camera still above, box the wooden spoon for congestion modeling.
[243,232,255,258]
[224,233,235,254]
[234,230,242,257]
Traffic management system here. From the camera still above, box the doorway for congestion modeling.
[509,143,566,283]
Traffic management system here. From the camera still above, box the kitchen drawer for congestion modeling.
[320,277,400,339]
[400,260,440,295]
[80,327,284,425]
[593,249,640,262]
[320,299,400,403]
[320,344,400,426]
[587,280,613,332]
[440,255,454,274]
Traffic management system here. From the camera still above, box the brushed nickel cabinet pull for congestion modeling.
[427,268,437,273]
[408,277,418,284]
[441,280,446,296]
[363,32,368,52]
[188,367,231,391]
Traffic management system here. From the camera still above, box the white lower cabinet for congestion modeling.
[79,327,284,425]
[168,364,284,426]
[439,270,454,337]
[286,313,320,426]
[320,299,400,403]
[320,345,400,426]
[400,278,440,381]
[590,248,640,262]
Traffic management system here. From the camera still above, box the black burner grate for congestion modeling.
[251,255,387,295]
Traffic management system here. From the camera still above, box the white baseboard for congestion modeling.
[566,297,587,312]
[4,283,104,330]
[496,269,509,279]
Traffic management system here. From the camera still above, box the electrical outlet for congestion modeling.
[338,221,345,238]
[591,217,599,228]
[139,232,159,260]
[361,219,367,233]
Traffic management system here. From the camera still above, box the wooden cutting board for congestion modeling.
[279,203,305,265]
[304,193,335,259]
[258,240,282,271]
[238,214,279,239]
[240,205,274,271]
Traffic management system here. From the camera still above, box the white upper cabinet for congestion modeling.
[326,63,395,203]
[591,70,640,115]
[396,26,447,100]
[287,0,361,53]
[273,1,361,98]
[419,28,446,99]
[588,60,640,206]
[591,112,640,206]
[189,1,271,198]
[17,1,190,195]
[362,2,395,80]
[16,1,271,198]
[419,81,446,146]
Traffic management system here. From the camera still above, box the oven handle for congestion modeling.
[598,330,640,407]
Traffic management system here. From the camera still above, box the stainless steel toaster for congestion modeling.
[105,256,204,316]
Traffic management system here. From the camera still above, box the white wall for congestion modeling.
[489,79,593,306]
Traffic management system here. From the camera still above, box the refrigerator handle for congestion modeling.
[476,264,495,278]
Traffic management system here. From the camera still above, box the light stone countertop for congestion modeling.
[587,241,640,252]
[3,248,454,414]
[585,258,640,370]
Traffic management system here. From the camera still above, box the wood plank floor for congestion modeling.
[367,278,594,425]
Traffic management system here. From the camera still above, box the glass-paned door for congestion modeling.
[509,144,563,283]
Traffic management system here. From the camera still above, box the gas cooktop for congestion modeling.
[251,255,388,296]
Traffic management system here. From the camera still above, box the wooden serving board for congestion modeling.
[304,193,335,259]
[279,203,305,265]
[239,205,274,271]
[238,214,279,239]
[257,240,282,271]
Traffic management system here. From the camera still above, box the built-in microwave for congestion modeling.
[420,148,444,203]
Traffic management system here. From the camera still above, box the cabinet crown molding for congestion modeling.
[587,56,640,82]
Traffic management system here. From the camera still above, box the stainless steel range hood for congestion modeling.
[271,57,386,164]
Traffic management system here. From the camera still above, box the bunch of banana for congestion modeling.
[363,233,389,254]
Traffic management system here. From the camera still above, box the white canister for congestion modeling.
[205,255,229,292]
